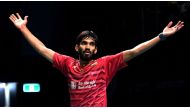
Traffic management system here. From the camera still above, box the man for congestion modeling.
[9,13,184,106]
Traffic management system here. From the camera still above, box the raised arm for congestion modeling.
[123,21,184,62]
[9,13,55,63]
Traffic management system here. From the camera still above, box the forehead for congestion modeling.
[81,36,95,42]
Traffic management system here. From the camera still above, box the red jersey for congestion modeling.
[53,52,127,107]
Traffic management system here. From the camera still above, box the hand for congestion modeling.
[9,13,28,30]
[163,21,184,37]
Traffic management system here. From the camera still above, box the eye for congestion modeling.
[80,41,87,45]
[90,42,95,46]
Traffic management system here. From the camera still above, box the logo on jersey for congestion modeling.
[69,80,96,90]
[70,81,77,89]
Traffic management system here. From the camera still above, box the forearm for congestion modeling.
[123,21,184,62]
[123,35,161,62]
[132,36,161,56]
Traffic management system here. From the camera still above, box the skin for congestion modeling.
[75,36,97,66]
[122,21,184,62]
[9,13,184,66]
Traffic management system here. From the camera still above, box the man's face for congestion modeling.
[76,37,97,61]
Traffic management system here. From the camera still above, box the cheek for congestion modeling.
[79,46,85,51]
[91,48,97,53]
[79,48,83,52]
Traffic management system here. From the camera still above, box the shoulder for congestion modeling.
[53,52,76,62]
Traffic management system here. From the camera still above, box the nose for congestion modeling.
[85,44,90,49]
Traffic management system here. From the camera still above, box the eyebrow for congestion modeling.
[81,40,95,43]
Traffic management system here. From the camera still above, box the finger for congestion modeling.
[24,16,28,21]
[178,21,184,27]
[166,21,173,28]
[9,16,15,23]
[176,21,184,30]
[177,24,184,31]
[10,14,17,20]
[16,13,21,19]
[9,14,16,21]
[175,21,181,27]
[173,21,183,29]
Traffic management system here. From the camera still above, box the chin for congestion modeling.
[82,55,92,61]
[83,57,92,61]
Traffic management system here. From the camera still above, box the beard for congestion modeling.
[78,49,94,61]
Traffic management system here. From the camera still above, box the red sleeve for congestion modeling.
[52,52,72,76]
[104,52,128,83]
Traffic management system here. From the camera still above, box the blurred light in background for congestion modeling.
[0,82,17,107]
[23,83,40,93]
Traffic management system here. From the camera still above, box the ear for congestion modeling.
[94,47,98,54]
[75,44,79,52]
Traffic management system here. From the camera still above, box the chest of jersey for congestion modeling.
[67,60,107,90]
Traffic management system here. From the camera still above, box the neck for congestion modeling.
[79,58,92,67]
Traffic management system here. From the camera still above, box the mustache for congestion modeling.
[83,49,91,53]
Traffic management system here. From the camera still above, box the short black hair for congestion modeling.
[76,30,99,46]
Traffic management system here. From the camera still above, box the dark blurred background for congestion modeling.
[0,1,190,107]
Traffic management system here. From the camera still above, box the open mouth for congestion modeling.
[85,52,90,55]
[84,51,91,55]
